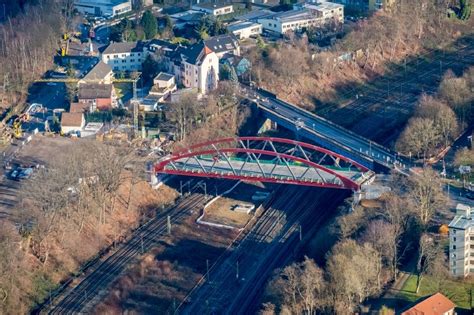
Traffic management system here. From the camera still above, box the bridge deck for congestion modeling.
[166,157,373,188]
[248,87,406,171]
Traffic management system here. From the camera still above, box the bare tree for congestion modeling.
[377,194,414,280]
[415,234,438,293]
[265,257,327,314]
[168,91,200,141]
[406,168,447,227]
[417,95,459,147]
[362,220,399,279]
[454,147,474,167]
[396,118,441,159]
[327,239,382,313]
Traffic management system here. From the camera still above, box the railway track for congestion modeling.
[177,36,474,314]
[181,184,348,314]
[44,179,232,314]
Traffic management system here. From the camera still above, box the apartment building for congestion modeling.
[74,0,132,17]
[203,34,240,58]
[449,203,474,277]
[166,42,219,94]
[101,41,146,72]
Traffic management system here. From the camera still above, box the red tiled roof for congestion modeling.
[61,112,84,127]
[401,293,455,315]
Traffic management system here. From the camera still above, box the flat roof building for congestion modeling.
[449,203,474,277]
[228,21,263,39]
[191,3,234,16]
[74,0,132,17]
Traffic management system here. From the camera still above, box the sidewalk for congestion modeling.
[368,257,417,313]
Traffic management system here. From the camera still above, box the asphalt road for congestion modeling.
[242,86,404,170]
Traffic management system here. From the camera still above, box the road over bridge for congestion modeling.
[155,137,374,190]
[242,86,409,172]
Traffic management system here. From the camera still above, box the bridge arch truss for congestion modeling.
[155,137,373,190]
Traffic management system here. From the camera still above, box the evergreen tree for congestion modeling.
[141,10,157,39]
[460,0,471,20]
[229,66,238,83]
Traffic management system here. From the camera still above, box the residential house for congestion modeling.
[139,98,159,112]
[401,292,455,315]
[203,34,240,58]
[79,61,114,84]
[74,0,132,17]
[78,83,117,111]
[70,102,92,113]
[449,203,474,277]
[149,72,177,102]
[220,54,251,77]
[101,41,146,72]
[61,112,85,135]
[227,21,262,40]
[191,3,234,16]
[166,42,219,94]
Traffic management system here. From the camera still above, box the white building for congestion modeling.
[149,72,177,102]
[74,0,132,17]
[258,1,344,35]
[228,21,262,39]
[101,41,146,72]
[181,43,219,94]
[191,3,234,16]
[297,1,344,24]
[449,203,474,277]
[61,112,85,135]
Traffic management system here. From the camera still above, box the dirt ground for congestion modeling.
[94,211,240,314]
[204,196,254,228]
[202,182,268,228]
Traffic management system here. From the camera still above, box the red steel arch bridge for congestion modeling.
[155,137,375,190]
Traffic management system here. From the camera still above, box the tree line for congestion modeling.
[261,168,449,314]
[0,0,65,115]
[0,141,176,313]
[247,0,473,107]
[396,67,474,159]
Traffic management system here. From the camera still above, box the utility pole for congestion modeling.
[167,215,171,235]
[236,260,239,280]
[299,225,302,241]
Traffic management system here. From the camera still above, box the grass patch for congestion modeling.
[398,274,473,310]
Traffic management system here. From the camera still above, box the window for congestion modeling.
[114,60,118,64]
[121,54,126,57]
[452,268,456,275]
[130,59,135,62]
[453,237,457,242]
[453,245,456,250]
[107,55,110,59]
[122,60,126,63]
[131,53,135,57]
[138,53,141,56]
[114,54,118,58]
